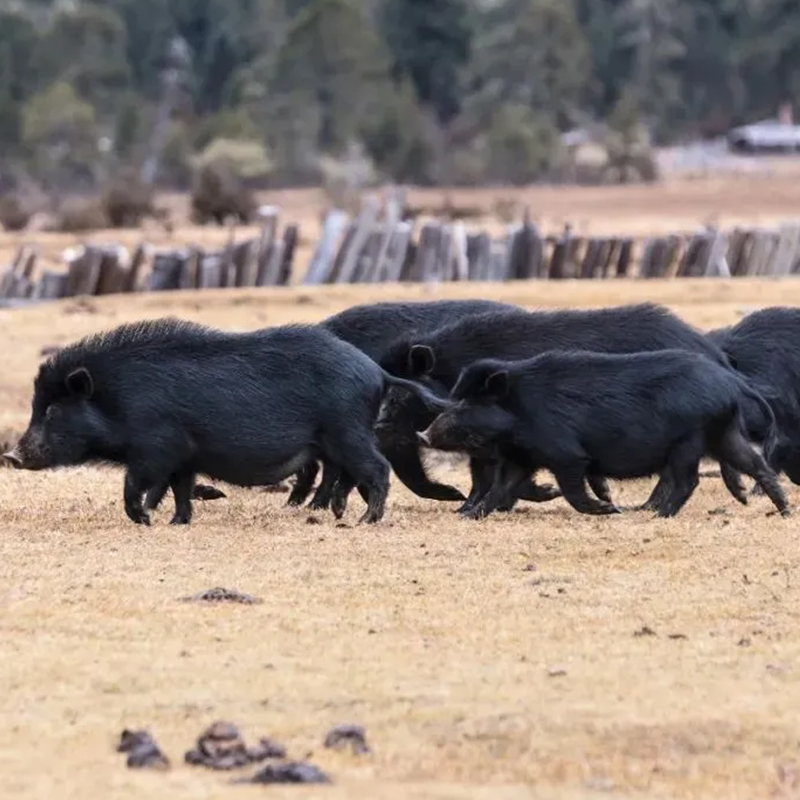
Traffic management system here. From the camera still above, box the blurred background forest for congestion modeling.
[0,0,799,230]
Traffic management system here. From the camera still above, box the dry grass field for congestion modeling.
[2,276,800,800]
[5,175,800,800]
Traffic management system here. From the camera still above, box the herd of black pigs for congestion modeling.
[4,299,799,525]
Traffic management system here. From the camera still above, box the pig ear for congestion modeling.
[484,370,509,399]
[65,367,94,398]
[408,345,435,377]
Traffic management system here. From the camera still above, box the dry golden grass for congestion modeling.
[6,275,800,798]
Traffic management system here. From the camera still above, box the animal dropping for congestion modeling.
[180,587,262,605]
[323,724,371,755]
[116,729,170,770]
[185,721,286,770]
[244,761,331,785]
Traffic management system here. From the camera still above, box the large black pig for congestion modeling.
[379,302,735,517]
[5,318,446,525]
[418,350,789,519]
[149,298,522,515]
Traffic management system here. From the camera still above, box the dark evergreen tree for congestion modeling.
[380,0,473,124]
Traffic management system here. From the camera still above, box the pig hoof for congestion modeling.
[308,497,331,511]
[781,507,792,518]
[654,508,677,519]
[460,506,488,521]
[286,490,307,507]
[169,514,191,525]
[538,486,562,501]
[358,510,382,524]
[129,512,151,526]
[193,485,226,501]
[330,499,347,520]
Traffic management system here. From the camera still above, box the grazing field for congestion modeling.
[4,276,800,800]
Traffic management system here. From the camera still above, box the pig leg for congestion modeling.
[169,469,195,525]
[783,460,800,486]
[551,464,620,515]
[749,437,791,494]
[329,472,371,519]
[192,484,227,501]
[632,474,673,512]
[515,476,562,504]
[496,491,520,513]
[458,458,495,515]
[144,480,225,510]
[720,461,748,505]
[144,481,169,511]
[124,470,153,525]
[586,473,613,504]
[462,460,529,520]
[308,461,341,510]
[287,461,320,507]
[497,472,561,512]
[322,431,390,524]
[712,424,789,517]
[653,435,704,518]
[382,440,466,502]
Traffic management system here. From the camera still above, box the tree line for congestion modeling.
[0,0,798,193]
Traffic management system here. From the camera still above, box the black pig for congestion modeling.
[153,298,521,515]
[708,307,800,485]
[380,302,734,517]
[418,350,789,519]
[5,318,446,525]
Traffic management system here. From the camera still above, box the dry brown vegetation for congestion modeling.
[5,183,800,798]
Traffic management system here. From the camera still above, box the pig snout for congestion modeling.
[3,446,22,468]
[5,428,50,470]
[417,429,433,447]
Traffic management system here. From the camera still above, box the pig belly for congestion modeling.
[192,446,318,487]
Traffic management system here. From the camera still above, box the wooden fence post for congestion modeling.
[303,210,348,284]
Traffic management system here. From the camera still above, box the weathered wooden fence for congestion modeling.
[0,208,298,303]
[302,203,800,284]
[3,196,800,304]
